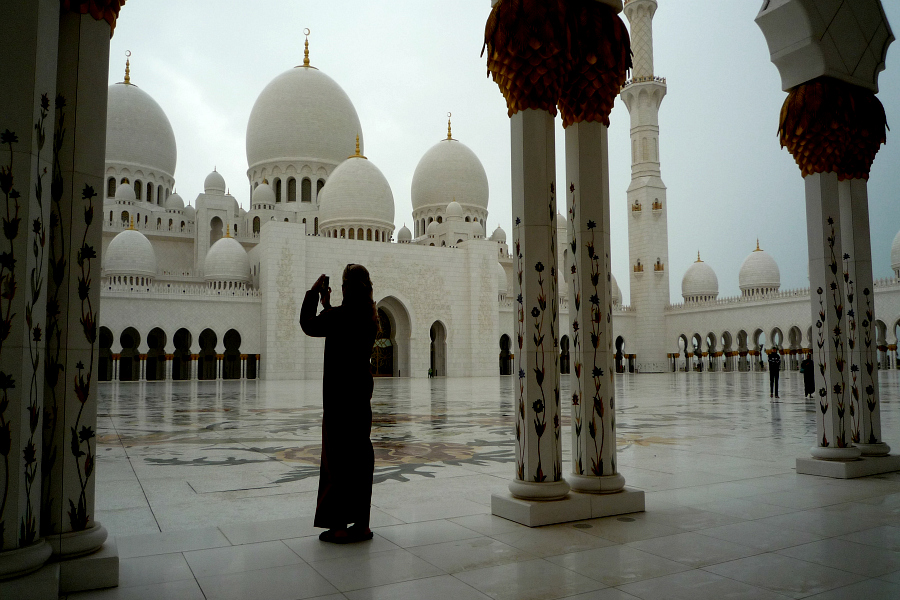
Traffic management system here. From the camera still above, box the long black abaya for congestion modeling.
[300,290,376,529]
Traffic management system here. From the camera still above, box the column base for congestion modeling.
[47,522,108,558]
[492,487,645,527]
[58,538,118,594]
[568,472,625,494]
[809,446,862,461]
[855,442,891,457]
[0,562,58,600]
[508,478,570,501]
[796,454,900,479]
[0,540,52,580]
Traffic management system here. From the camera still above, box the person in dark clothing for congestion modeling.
[800,353,815,398]
[768,348,781,399]
[300,265,377,544]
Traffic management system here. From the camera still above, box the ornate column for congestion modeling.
[758,0,897,476]
[483,0,569,502]
[565,121,624,493]
[165,354,173,380]
[240,355,247,380]
[40,8,124,593]
[0,0,58,581]
[839,179,890,456]
[216,355,223,380]
[190,355,198,380]
[138,355,146,381]
[111,355,118,381]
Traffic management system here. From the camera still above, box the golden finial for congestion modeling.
[262,178,268,184]
[696,251,702,262]
[129,216,134,230]
[447,112,453,140]
[124,50,131,84]
[349,134,367,159]
[303,28,311,67]
[755,238,761,252]
[226,224,231,237]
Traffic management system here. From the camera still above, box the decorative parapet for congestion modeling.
[666,286,812,310]
[652,200,662,211]
[622,75,666,89]
[653,260,664,272]
[631,201,642,212]
[633,261,644,273]
[101,279,262,299]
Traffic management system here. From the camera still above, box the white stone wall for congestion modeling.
[255,221,501,380]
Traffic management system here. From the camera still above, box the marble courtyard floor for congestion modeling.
[68,371,900,599]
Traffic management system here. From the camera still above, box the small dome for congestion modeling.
[411,138,489,213]
[104,229,156,277]
[739,242,781,294]
[611,274,621,306]
[184,204,195,218]
[226,194,239,216]
[491,225,506,243]
[114,182,136,202]
[165,192,184,210]
[205,236,250,283]
[246,66,362,170]
[496,262,508,294]
[204,170,226,195]
[682,255,719,301]
[446,200,464,219]
[891,230,900,274]
[252,182,276,206]
[318,156,395,231]
[470,220,485,238]
[426,220,439,236]
[106,82,177,179]
[397,224,412,242]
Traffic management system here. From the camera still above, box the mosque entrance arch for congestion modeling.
[737,330,749,372]
[210,216,223,247]
[789,326,803,370]
[198,329,217,380]
[430,321,448,377]
[720,332,733,372]
[372,308,394,377]
[146,327,167,381]
[499,334,512,375]
[706,332,717,371]
[691,333,703,371]
[172,328,192,380]
[615,336,625,373]
[119,327,140,381]
[223,329,241,379]
[375,296,411,377]
[99,327,113,381]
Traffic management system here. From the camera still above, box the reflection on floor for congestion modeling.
[68,371,900,599]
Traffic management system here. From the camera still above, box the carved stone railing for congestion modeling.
[101,279,262,298]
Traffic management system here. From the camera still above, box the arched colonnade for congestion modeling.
[98,325,259,382]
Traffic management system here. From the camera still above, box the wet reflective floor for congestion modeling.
[77,371,900,599]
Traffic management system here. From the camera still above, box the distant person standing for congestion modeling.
[800,353,815,398]
[768,348,781,399]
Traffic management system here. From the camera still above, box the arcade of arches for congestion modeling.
[99,326,258,381]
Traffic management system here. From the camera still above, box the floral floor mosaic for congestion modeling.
[71,371,900,599]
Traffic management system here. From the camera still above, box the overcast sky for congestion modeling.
[108,1,900,304]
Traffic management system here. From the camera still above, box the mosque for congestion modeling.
[98,19,900,383]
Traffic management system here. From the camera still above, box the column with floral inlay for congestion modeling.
[0,0,58,580]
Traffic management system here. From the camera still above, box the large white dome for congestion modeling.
[611,274,621,306]
[318,156,394,229]
[104,229,157,277]
[106,82,176,178]
[739,243,781,294]
[205,237,250,283]
[891,230,900,274]
[411,138,489,212]
[246,66,362,170]
[682,256,719,301]
[204,170,226,195]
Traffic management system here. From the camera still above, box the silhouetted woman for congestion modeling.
[800,353,815,398]
[301,264,377,543]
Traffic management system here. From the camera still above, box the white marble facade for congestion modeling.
[97,8,900,384]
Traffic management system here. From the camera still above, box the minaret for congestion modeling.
[621,0,670,372]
